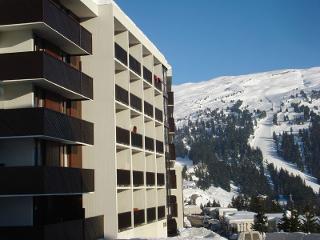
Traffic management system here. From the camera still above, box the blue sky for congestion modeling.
[116,0,320,85]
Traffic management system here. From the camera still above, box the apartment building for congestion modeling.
[0,0,182,239]
[0,0,104,239]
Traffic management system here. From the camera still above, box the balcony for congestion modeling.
[169,144,176,160]
[133,171,144,187]
[0,0,92,55]
[155,108,163,122]
[167,217,178,237]
[117,169,131,187]
[0,216,104,240]
[115,43,128,66]
[131,132,143,149]
[169,170,177,189]
[144,101,154,118]
[158,206,166,220]
[156,140,164,154]
[130,94,142,112]
[0,51,93,100]
[143,67,152,84]
[115,85,129,105]
[0,108,93,145]
[147,207,156,223]
[116,127,130,146]
[154,75,162,91]
[129,55,141,76]
[118,211,132,231]
[170,204,178,217]
[145,137,154,151]
[169,117,175,133]
[146,172,155,186]
[0,166,94,195]
[168,92,174,106]
[134,210,145,226]
[157,173,165,186]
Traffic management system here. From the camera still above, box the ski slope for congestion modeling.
[174,67,320,193]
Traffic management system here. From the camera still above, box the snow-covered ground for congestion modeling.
[174,67,320,193]
[250,113,320,192]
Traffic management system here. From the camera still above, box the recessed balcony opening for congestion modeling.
[147,207,156,223]
[116,127,130,146]
[157,205,166,220]
[118,211,132,232]
[117,189,132,230]
[117,169,131,187]
[133,189,145,226]
[114,43,128,66]
[157,173,165,187]
[133,170,144,187]
[146,172,155,187]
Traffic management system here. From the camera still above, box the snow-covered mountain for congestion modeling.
[174,67,320,193]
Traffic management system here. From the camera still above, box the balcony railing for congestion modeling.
[0,0,92,55]
[157,173,165,186]
[170,204,178,217]
[0,51,93,100]
[167,218,178,237]
[155,108,163,122]
[0,216,104,240]
[129,55,141,76]
[130,93,142,112]
[115,85,129,105]
[144,101,154,118]
[134,210,145,226]
[158,206,166,220]
[0,108,93,145]
[145,136,154,151]
[131,132,143,149]
[143,67,152,84]
[117,169,131,187]
[169,144,176,160]
[156,140,164,154]
[169,117,175,133]
[168,92,174,106]
[0,167,94,195]
[118,212,132,231]
[116,127,130,145]
[169,170,177,189]
[133,171,144,187]
[146,172,155,186]
[147,207,156,223]
[115,43,128,66]
[168,195,177,204]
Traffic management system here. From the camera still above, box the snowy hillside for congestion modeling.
[174,67,320,193]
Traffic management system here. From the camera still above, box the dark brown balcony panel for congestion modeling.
[169,144,176,160]
[115,43,128,66]
[156,140,164,154]
[168,105,174,118]
[129,55,141,76]
[0,167,94,195]
[157,173,165,186]
[168,92,174,106]
[134,210,145,226]
[169,170,177,189]
[130,94,142,112]
[116,127,130,145]
[170,204,178,217]
[168,195,177,204]
[131,132,143,149]
[147,207,156,223]
[144,101,154,118]
[169,117,175,133]
[118,212,132,231]
[146,172,155,186]
[0,0,92,55]
[167,217,178,237]
[0,216,104,240]
[115,85,129,105]
[145,136,154,151]
[154,76,162,91]
[133,171,144,187]
[158,206,166,220]
[0,108,93,145]
[155,108,163,122]
[143,67,152,84]
[117,169,130,187]
[0,51,93,100]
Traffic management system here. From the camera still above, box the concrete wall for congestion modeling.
[81,4,118,239]
[0,197,33,226]
[0,83,34,109]
[0,30,33,54]
[0,139,35,166]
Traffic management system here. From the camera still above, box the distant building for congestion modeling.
[224,211,256,234]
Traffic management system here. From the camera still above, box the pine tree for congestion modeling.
[253,206,268,233]
[289,209,301,232]
[278,211,291,232]
[302,207,317,233]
